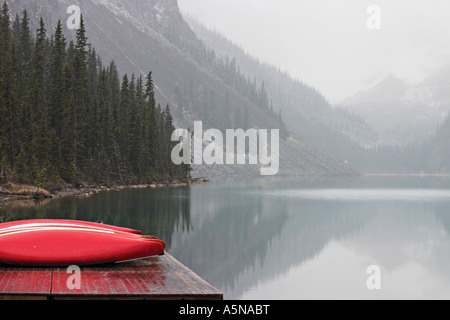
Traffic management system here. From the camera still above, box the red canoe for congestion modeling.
[0,220,165,266]
[0,219,143,235]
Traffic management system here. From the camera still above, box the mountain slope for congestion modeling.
[426,114,450,173]
[185,17,379,153]
[6,0,357,177]
[338,71,450,146]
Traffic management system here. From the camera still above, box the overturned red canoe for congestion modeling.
[0,220,165,266]
[0,219,143,235]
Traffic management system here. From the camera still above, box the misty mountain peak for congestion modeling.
[340,73,410,107]
[92,0,199,50]
[94,0,179,21]
[364,74,408,100]
[375,73,410,91]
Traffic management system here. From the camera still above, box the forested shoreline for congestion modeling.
[0,2,191,189]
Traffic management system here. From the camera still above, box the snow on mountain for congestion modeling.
[338,71,450,146]
[5,0,357,177]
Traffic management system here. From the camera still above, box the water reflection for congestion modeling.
[0,187,192,248]
[2,176,450,299]
[170,176,450,299]
[170,183,370,298]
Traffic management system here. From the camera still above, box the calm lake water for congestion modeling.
[2,175,450,300]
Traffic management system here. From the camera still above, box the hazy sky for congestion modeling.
[178,0,450,103]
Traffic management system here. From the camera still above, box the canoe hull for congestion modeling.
[0,219,143,235]
[0,220,165,266]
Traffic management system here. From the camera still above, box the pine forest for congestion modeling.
[0,3,191,189]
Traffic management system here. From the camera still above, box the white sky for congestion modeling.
[178,0,450,103]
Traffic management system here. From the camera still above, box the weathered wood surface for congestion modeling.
[0,253,222,300]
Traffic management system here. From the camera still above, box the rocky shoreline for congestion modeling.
[0,179,206,209]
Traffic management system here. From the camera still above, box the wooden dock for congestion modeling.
[0,253,223,300]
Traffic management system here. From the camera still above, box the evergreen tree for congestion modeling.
[19,10,33,83]
[73,14,88,171]
[163,104,175,178]
[132,75,145,178]
[29,17,51,184]
[96,67,113,184]
[60,44,77,182]
[0,2,12,182]
[118,73,131,174]
[145,71,158,177]
[48,20,66,177]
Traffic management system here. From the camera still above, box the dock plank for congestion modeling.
[0,253,222,300]
[0,267,51,299]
